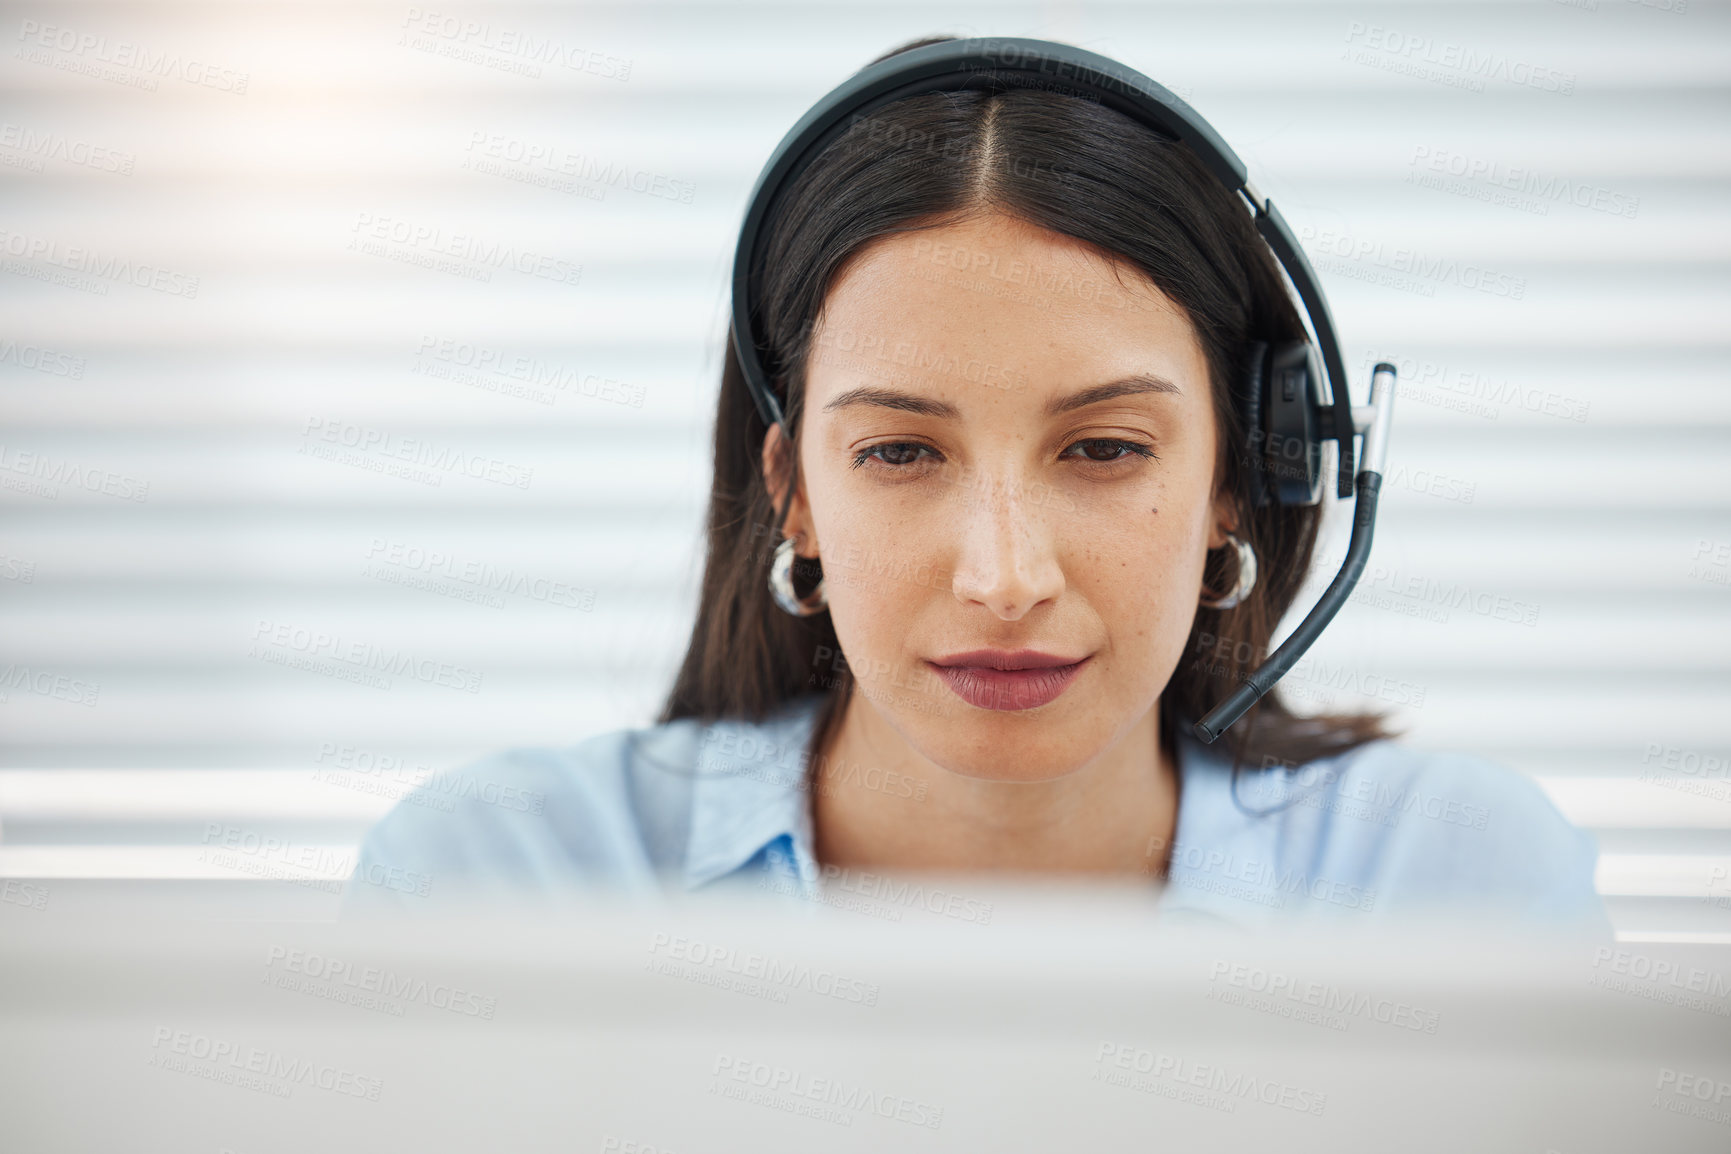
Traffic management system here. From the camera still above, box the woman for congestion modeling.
[347,35,1609,934]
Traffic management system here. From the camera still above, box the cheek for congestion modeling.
[1067,485,1213,668]
[1075,514,1199,625]
[806,476,935,635]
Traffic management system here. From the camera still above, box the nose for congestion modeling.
[946,467,1065,621]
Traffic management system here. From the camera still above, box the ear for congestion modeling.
[1206,482,1239,551]
[760,422,818,558]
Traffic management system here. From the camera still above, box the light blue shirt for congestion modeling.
[344,692,1611,935]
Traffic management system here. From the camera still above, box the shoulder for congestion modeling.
[342,715,708,912]
[1293,740,1609,929]
[1177,736,1610,932]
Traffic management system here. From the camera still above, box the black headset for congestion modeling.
[729,36,1398,745]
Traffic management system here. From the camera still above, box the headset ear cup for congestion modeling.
[1264,341,1325,506]
[1237,340,1270,509]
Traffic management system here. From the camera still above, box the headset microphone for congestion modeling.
[729,37,1400,744]
[1192,363,1396,742]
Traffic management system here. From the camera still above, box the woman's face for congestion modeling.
[766,211,1232,782]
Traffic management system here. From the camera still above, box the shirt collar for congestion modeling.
[1152,732,1284,927]
[682,693,827,891]
[679,694,1273,927]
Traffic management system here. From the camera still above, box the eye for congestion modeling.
[1062,438,1158,465]
[851,442,941,470]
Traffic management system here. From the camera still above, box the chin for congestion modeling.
[936,728,1107,783]
[876,690,1124,783]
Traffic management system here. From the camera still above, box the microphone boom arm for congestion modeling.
[1192,362,1399,744]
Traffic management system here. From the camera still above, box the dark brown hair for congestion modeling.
[659,35,1394,772]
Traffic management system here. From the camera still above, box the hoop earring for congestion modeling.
[769,536,828,616]
[1199,532,1257,611]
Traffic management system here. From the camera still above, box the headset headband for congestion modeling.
[727,35,1400,744]
[729,35,1356,497]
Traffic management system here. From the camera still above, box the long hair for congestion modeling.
[659,35,1394,771]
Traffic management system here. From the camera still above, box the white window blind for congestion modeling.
[1,0,1727,938]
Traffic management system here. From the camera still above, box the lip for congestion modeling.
[925,650,1091,711]
[929,649,1087,671]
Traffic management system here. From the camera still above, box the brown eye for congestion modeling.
[852,442,939,469]
[1064,438,1157,464]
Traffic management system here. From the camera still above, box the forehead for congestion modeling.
[805,213,1206,409]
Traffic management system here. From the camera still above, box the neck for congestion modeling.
[810,688,1180,878]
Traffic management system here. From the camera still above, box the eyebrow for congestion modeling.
[820,374,1181,419]
[1044,374,1181,416]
